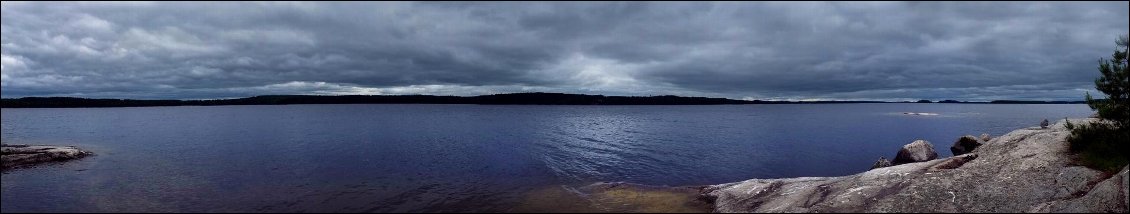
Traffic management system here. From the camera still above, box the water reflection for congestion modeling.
[511,182,710,213]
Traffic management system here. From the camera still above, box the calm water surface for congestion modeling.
[0,104,1092,212]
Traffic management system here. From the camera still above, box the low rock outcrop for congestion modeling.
[950,135,984,156]
[892,140,938,165]
[1,144,92,171]
[701,118,1128,213]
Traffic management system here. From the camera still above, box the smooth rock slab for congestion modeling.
[1053,166,1104,199]
[1033,166,1129,213]
[1,144,92,171]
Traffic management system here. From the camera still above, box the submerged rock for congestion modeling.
[892,140,938,165]
[702,118,1128,213]
[511,182,712,213]
[2,144,92,171]
[950,135,984,156]
[902,112,939,116]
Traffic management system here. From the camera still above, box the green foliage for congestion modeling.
[1067,122,1129,172]
[1071,34,1130,172]
[1085,35,1129,127]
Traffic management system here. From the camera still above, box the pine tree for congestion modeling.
[1085,34,1129,127]
[1071,34,1130,172]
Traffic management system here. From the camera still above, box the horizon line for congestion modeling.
[0,92,1091,103]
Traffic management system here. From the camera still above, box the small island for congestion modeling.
[1,144,92,171]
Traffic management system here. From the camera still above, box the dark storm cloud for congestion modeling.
[1,2,1127,100]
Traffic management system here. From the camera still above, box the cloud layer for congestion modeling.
[2,2,1127,101]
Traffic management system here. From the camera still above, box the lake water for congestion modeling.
[0,104,1093,212]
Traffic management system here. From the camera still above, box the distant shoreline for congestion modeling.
[0,92,1088,108]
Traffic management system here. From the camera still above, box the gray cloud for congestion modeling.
[1,2,1126,100]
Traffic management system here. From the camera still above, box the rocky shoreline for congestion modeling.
[697,118,1128,213]
[1,144,92,171]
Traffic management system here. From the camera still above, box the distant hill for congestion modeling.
[987,100,1088,104]
[0,93,1086,108]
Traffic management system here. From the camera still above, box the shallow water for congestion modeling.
[0,104,1092,212]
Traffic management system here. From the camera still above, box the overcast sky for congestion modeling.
[2,2,1127,101]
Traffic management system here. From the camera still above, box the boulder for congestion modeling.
[870,156,892,170]
[979,133,991,142]
[892,140,938,165]
[950,135,984,156]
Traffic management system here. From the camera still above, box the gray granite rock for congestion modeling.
[892,140,938,165]
[1052,166,1104,199]
[1032,166,1129,213]
[702,118,1128,213]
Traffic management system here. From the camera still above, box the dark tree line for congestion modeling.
[0,92,902,108]
[1,92,1089,108]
